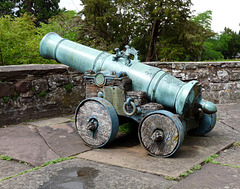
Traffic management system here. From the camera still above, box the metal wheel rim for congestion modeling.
[139,110,185,157]
[75,97,119,148]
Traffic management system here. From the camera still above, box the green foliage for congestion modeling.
[0,14,56,66]
[164,176,175,181]
[220,28,240,59]
[233,142,240,147]
[3,97,9,103]
[39,11,81,41]
[38,91,47,98]
[64,83,74,92]
[80,0,196,61]
[202,41,224,60]
[119,122,134,134]
[0,156,75,182]
[0,154,12,161]
[222,164,240,168]
[205,154,219,163]
[192,10,213,31]
[0,11,79,66]
[1,1,240,66]
[12,92,19,101]
[79,0,119,50]
[180,172,189,177]
[193,164,201,170]
[0,0,61,24]
[0,0,15,16]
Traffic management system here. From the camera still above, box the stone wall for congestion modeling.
[147,61,240,104]
[0,65,85,126]
[1,62,240,126]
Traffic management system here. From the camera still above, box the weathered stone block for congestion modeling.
[48,75,69,89]
[32,79,48,94]
[219,89,240,104]
[70,75,84,85]
[201,81,210,90]
[0,82,15,98]
[217,70,229,82]
[209,83,225,91]
[202,91,220,104]
[229,70,240,81]
[20,91,34,98]
[172,62,198,70]
[15,80,32,93]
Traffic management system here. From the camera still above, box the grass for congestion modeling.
[64,83,74,92]
[193,164,202,170]
[0,156,76,182]
[0,155,12,161]
[164,176,175,181]
[12,92,19,101]
[233,142,240,147]
[204,154,219,163]
[3,97,9,103]
[204,152,240,168]
[38,91,47,98]
[119,122,134,134]
[164,164,202,181]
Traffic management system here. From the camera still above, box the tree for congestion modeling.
[190,10,215,60]
[132,0,193,61]
[201,27,240,60]
[0,10,82,66]
[0,13,56,65]
[191,10,212,31]
[79,0,119,50]
[220,28,240,59]
[0,0,61,24]
[0,0,16,16]
[202,38,224,60]
[39,11,81,41]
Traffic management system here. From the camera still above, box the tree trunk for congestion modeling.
[0,48,4,65]
[146,19,159,62]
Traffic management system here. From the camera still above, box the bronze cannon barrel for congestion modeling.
[40,32,216,118]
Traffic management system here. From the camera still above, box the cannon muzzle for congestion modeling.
[40,32,102,72]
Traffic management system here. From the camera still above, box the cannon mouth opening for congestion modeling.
[175,81,201,118]
[39,32,66,61]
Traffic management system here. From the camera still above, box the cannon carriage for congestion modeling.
[40,32,217,157]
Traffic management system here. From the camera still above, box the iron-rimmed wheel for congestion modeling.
[139,110,185,157]
[75,97,119,148]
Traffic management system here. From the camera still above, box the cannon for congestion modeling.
[40,32,217,157]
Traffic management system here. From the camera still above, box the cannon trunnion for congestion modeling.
[40,32,217,157]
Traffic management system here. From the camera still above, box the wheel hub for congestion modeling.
[151,129,164,142]
[87,118,98,131]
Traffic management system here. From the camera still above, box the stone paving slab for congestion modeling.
[0,125,60,166]
[77,134,234,178]
[36,122,90,157]
[205,121,240,140]
[217,103,240,132]
[215,145,240,167]
[0,122,90,166]
[26,117,71,127]
[170,163,240,189]
[0,158,176,189]
[0,160,32,180]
